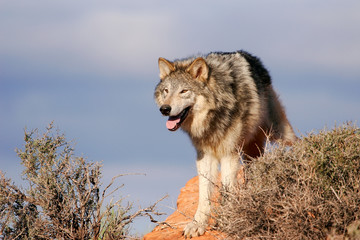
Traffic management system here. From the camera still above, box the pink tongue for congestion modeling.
[166,117,181,130]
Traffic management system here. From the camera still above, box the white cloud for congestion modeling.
[258,1,360,76]
[1,1,360,80]
[65,11,176,74]
[0,4,179,77]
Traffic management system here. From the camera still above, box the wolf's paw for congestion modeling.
[183,221,206,238]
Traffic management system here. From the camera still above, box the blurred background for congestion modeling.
[1,0,359,235]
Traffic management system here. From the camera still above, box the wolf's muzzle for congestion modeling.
[160,105,171,116]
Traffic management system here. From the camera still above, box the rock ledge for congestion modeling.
[143,176,225,240]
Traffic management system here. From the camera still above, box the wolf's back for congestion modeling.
[205,50,271,86]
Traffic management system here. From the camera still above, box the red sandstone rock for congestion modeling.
[143,168,244,240]
[143,176,224,240]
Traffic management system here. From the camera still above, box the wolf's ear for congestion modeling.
[186,58,209,82]
[158,57,175,80]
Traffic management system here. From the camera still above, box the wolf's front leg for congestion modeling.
[220,154,240,190]
[184,154,218,238]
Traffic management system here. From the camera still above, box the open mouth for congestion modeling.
[166,107,191,131]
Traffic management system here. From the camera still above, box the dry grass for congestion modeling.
[0,123,164,240]
[215,123,360,240]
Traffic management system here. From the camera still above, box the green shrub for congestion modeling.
[215,123,360,239]
[0,123,163,240]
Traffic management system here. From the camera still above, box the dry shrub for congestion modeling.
[0,123,164,240]
[215,123,360,239]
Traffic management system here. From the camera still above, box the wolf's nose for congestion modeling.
[160,105,171,116]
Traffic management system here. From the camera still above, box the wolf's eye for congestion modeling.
[164,88,168,94]
[180,89,188,94]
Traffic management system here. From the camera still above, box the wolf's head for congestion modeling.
[154,57,209,132]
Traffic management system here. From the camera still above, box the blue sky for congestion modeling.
[1,0,359,235]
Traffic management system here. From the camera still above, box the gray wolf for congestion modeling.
[154,50,297,238]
